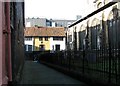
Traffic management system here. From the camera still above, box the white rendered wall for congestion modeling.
[50,37,66,51]
[24,38,34,51]
[26,22,31,27]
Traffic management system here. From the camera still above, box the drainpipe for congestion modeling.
[6,2,12,82]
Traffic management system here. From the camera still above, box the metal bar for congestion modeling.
[108,20,112,83]
[83,50,85,74]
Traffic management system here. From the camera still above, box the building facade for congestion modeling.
[24,27,66,51]
[0,1,25,85]
[51,19,76,28]
[24,37,34,51]
[34,36,50,51]
[26,18,52,27]
[67,0,120,50]
[66,0,120,85]
[25,18,76,28]
[50,36,66,51]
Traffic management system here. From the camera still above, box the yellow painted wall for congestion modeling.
[34,37,40,51]
[34,37,50,51]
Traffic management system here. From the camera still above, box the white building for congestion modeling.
[67,0,120,50]
[24,37,34,51]
[50,37,66,51]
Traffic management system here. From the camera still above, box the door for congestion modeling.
[55,45,60,51]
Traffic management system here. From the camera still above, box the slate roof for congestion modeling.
[24,27,66,37]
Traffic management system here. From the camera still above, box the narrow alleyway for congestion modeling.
[20,61,88,85]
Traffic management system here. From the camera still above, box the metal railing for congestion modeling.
[38,49,120,85]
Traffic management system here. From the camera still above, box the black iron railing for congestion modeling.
[38,49,120,85]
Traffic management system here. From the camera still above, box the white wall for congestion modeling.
[24,38,34,51]
[50,37,66,51]
[52,22,56,27]
[26,22,31,27]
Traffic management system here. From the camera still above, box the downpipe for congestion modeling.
[6,2,12,83]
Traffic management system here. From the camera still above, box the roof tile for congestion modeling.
[24,27,66,37]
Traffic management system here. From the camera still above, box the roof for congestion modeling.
[24,27,66,37]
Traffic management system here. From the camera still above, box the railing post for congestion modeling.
[108,20,112,83]
[68,50,71,70]
[83,49,85,74]
[108,47,111,83]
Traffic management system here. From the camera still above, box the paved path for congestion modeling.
[20,61,88,85]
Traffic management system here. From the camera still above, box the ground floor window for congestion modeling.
[28,45,32,51]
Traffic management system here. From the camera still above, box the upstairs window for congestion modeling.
[39,37,43,41]
[53,37,63,41]
[68,35,72,42]
[45,37,48,41]
[25,37,32,41]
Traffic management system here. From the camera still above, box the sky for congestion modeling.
[25,0,94,20]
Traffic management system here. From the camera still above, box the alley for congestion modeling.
[20,61,88,85]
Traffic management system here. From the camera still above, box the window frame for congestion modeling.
[39,37,43,41]
[45,37,48,41]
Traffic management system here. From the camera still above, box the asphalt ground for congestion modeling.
[20,61,88,85]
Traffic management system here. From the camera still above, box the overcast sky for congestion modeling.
[25,0,94,20]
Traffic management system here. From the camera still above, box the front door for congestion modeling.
[39,45,45,51]
[55,45,60,51]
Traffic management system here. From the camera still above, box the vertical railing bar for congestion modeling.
[108,20,112,83]
[115,16,119,83]
[118,17,120,84]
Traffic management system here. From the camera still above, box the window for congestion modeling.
[46,21,51,26]
[39,37,43,41]
[53,37,63,41]
[24,45,27,51]
[91,26,97,49]
[79,30,85,50]
[25,37,32,41]
[39,45,45,51]
[28,45,32,51]
[108,19,117,49]
[45,37,48,41]
[68,35,72,42]
[55,45,60,51]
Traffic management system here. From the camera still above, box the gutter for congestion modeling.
[68,2,117,28]
[6,2,12,82]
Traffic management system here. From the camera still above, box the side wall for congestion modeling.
[10,2,25,83]
[0,2,8,85]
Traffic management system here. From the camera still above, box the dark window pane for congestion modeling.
[45,37,48,41]
[25,37,32,41]
[39,37,43,41]
[53,37,63,41]
[28,45,32,51]
[55,45,60,51]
